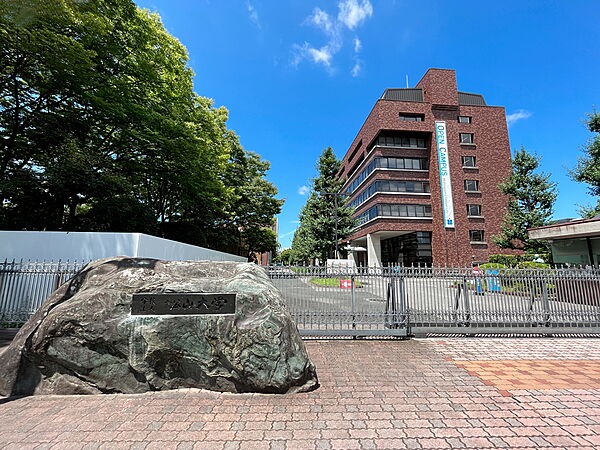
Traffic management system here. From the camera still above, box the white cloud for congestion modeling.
[292,43,334,68]
[338,0,373,30]
[297,185,310,195]
[506,109,532,127]
[307,8,334,34]
[279,230,297,239]
[246,1,260,29]
[292,1,373,73]
[351,61,361,77]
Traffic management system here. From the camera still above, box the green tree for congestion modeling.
[493,147,557,252]
[276,248,293,265]
[0,0,282,257]
[292,148,356,263]
[571,111,600,218]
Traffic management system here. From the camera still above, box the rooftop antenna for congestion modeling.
[406,74,409,88]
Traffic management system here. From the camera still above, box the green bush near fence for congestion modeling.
[309,278,363,288]
[488,253,551,266]
[515,261,551,269]
[478,263,508,270]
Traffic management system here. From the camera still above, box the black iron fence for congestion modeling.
[3,261,600,337]
[267,265,600,337]
[0,260,84,325]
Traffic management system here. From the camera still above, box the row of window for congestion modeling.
[356,203,433,226]
[376,135,426,149]
[398,114,473,124]
[345,157,430,194]
[348,180,431,209]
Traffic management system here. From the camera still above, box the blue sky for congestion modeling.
[135,0,600,248]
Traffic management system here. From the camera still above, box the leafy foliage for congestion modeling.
[488,253,551,266]
[291,148,356,264]
[492,147,557,252]
[0,0,282,257]
[571,111,600,218]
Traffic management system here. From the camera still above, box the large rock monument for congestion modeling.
[0,257,318,396]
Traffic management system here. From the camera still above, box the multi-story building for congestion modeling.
[339,68,515,267]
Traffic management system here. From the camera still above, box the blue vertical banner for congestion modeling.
[435,121,455,228]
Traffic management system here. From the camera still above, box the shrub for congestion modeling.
[516,261,550,269]
[478,263,507,269]
[488,253,552,266]
[488,254,519,266]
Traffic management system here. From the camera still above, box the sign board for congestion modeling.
[131,292,236,316]
[473,266,483,294]
[486,270,502,292]
[434,121,455,228]
[339,279,353,289]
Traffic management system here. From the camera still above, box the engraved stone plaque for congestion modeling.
[131,292,236,316]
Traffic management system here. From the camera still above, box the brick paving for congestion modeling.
[2,338,600,449]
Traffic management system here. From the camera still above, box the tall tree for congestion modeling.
[292,148,356,263]
[571,111,600,218]
[0,0,282,257]
[492,147,557,252]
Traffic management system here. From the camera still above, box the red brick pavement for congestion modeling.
[2,338,600,449]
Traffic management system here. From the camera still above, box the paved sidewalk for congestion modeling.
[2,338,600,449]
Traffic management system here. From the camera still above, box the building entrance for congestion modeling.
[381,232,432,266]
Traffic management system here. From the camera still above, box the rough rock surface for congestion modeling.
[0,257,318,396]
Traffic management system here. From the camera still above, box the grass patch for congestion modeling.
[309,278,363,288]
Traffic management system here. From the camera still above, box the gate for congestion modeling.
[268,266,408,336]
[268,266,600,337]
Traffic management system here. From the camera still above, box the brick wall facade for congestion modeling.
[340,68,520,266]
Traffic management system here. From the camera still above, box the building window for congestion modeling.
[462,156,477,168]
[399,113,425,122]
[467,204,482,217]
[344,157,430,195]
[376,157,429,171]
[460,133,474,144]
[469,230,485,243]
[348,180,431,209]
[355,203,432,226]
[464,179,480,192]
[376,134,426,149]
[458,116,472,124]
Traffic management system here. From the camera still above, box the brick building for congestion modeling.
[339,68,514,266]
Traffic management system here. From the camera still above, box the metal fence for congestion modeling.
[0,260,84,324]
[267,266,600,337]
[3,261,600,338]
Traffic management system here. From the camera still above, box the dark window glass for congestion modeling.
[399,114,424,122]
[467,204,482,216]
[462,156,476,167]
[464,179,479,192]
[469,230,485,242]
[460,133,474,144]
[458,116,472,124]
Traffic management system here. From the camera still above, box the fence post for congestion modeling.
[542,281,550,327]
[351,274,356,333]
[463,276,471,327]
[397,271,408,333]
[453,281,462,324]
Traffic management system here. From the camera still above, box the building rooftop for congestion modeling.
[528,217,600,240]
[380,88,486,106]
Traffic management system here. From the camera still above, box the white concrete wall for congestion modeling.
[0,231,246,262]
[136,234,246,262]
